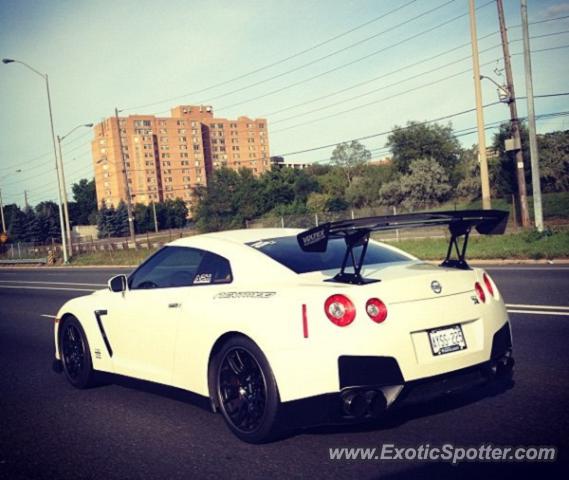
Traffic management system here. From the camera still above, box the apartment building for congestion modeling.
[92,105,270,209]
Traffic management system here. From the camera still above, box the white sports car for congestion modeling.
[53,211,514,443]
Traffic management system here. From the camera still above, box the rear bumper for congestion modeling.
[281,322,514,428]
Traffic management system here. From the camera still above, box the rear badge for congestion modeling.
[431,280,442,294]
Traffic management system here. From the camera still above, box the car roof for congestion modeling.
[166,229,303,282]
[171,228,301,247]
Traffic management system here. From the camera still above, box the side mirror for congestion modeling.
[108,274,127,293]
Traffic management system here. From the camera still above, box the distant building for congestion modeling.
[368,156,392,166]
[92,105,270,209]
[270,156,312,170]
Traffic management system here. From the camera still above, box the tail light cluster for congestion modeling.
[324,295,387,327]
[475,272,496,303]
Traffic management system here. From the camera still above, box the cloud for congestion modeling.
[542,2,569,18]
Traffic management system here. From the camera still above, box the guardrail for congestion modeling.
[0,258,47,265]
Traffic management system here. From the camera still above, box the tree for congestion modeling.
[113,202,130,237]
[455,146,481,201]
[71,178,97,225]
[194,168,244,231]
[23,208,42,243]
[344,164,394,208]
[35,201,61,242]
[315,166,349,198]
[379,158,451,210]
[330,141,371,186]
[97,203,115,238]
[134,203,153,233]
[6,205,25,242]
[538,130,569,192]
[386,122,461,176]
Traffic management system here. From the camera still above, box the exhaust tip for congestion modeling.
[341,391,367,418]
[365,390,387,418]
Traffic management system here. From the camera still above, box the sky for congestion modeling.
[1,0,568,207]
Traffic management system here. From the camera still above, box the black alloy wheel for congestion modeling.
[215,337,281,443]
[60,316,96,388]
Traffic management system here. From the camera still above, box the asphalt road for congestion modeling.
[1,265,568,479]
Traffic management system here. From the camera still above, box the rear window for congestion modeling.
[247,236,409,274]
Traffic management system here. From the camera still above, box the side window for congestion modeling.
[129,246,205,289]
[193,252,233,285]
[128,246,233,289]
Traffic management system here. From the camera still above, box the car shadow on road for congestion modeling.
[96,372,213,412]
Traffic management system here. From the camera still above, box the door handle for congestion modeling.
[168,302,182,309]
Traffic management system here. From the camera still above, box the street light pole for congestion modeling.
[468,0,492,210]
[57,123,94,258]
[2,58,69,262]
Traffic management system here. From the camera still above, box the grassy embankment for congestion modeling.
[67,228,569,265]
[386,229,569,260]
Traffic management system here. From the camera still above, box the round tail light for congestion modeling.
[366,298,388,323]
[474,282,486,303]
[483,273,494,297]
[324,294,356,327]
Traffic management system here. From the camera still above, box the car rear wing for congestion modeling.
[296,210,509,284]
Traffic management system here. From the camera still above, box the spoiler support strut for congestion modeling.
[441,224,472,270]
[328,230,379,285]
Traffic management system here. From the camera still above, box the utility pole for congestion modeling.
[468,0,491,209]
[152,201,159,233]
[496,0,530,228]
[0,189,6,233]
[115,107,137,246]
[24,190,29,209]
[521,0,544,232]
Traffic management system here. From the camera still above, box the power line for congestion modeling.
[269,32,569,128]
[122,12,569,116]
[197,0,461,105]
[213,1,493,113]
[270,44,569,135]
[262,31,500,118]
[121,0,420,112]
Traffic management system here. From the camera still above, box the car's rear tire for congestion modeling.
[214,336,281,443]
[59,316,97,389]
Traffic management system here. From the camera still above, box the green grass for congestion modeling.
[69,247,158,266]
[387,229,569,260]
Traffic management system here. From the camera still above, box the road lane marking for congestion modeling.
[0,285,96,292]
[485,267,569,271]
[40,314,56,319]
[506,303,569,310]
[507,309,569,316]
[0,280,105,287]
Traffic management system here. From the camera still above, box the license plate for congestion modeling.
[428,324,467,356]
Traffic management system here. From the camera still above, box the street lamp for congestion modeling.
[2,57,69,263]
[0,169,22,233]
[57,123,93,258]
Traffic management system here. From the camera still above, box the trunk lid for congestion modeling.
[299,261,475,303]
